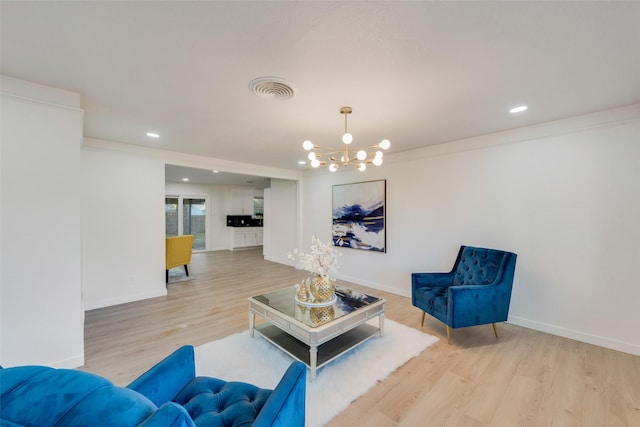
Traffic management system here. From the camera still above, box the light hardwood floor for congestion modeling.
[83,249,640,426]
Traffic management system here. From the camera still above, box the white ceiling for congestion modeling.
[165,164,271,189]
[2,1,640,179]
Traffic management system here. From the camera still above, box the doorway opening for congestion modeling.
[165,196,206,250]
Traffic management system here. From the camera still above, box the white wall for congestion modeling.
[165,181,232,251]
[0,76,84,367]
[301,104,640,356]
[82,144,166,310]
[263,179,299,265]
[81,138,302,310]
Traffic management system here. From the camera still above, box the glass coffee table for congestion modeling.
[248,286,385,381]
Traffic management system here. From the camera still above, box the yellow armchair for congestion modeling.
[166,235,194,283]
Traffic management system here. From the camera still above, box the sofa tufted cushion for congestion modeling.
[413,286,448,323]
[452,246,505,286]
[0,366,158,427]
[173,377,273,427]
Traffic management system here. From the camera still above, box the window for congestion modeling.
[165,196,207,250]
[165,197,179,237]
[253,197,264,217]
[183,198,206,250]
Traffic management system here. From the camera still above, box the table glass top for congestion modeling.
[251,287,383,328]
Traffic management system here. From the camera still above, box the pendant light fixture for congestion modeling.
[302,106,390,172]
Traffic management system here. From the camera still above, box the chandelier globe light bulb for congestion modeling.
[342,132,353,144]
[379,139,391,150]
[329,163,338,172]
[358,163,367,171]
[373,157,383,166]
[308,152,316,161]
[303,140,314,150]
[356,150,367,161]
[311,158,321,168]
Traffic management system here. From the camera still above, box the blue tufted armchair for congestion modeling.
[412,245,517,344]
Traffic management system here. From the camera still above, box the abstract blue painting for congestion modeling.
[332,180,386,252]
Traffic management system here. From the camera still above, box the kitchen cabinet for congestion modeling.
[231,187,254,215]
[231,227,263,249]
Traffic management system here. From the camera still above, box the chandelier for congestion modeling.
[303,106,390,172]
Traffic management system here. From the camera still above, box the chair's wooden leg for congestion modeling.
[166,270,169,284]
[492,323,499,339]
[446,325,452,345]
[184,265,189,277]
[421,311,425,327]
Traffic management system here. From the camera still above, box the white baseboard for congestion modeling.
[333,278,640,356]
[255,258,640,357]
[335,273,412,299]
[508,315,640,356]
[84,289,167,311]
[323,274,640,357]
[50,353,85,369]
[264,255,294,266]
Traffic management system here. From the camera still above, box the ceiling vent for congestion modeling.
[249,77,297,100]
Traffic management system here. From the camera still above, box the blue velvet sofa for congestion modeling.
[0,345,306,426]
[412,245,517,344]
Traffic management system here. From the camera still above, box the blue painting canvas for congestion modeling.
[332,180,386,252]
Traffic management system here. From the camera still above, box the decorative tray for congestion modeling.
[294,293,337,307]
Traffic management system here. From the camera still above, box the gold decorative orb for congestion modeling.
[309,275,336,302]
[310,306,335,326]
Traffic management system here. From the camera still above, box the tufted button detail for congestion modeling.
[453,247,506,286]
[173,377,273,426]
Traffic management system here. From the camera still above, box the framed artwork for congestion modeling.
[332,179,386,252]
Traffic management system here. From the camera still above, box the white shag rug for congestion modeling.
[195,319,438,427]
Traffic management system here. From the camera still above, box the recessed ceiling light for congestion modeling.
[182,178,189,182]
[509,105,528,114]
[298,161,306,165]
[146,132,160,138]
[212,170,219,173]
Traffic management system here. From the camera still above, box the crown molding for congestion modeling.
[387,103,640,164]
